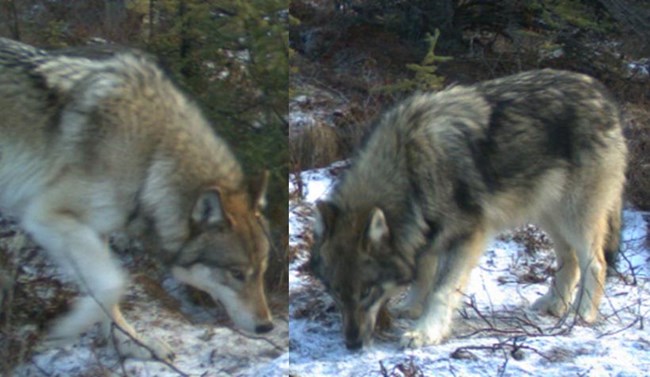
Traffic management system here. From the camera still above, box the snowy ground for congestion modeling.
[15,300,289,377]
[289,163,650,377]
[0,223,289,377]
[13,291,289,377]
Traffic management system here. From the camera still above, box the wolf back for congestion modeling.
[311,69,627,349]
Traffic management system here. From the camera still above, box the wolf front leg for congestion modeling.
[394,251,439,319]
[22,203,174,362]
[401,228,487,348]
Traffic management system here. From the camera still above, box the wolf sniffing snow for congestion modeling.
[311,69,627,350]
[0,38,274,362]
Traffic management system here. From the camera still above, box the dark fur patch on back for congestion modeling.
[424,219,441,241]
[28,72,63,132]
[457,119,500,193]
[453,178,482,215]
[544,107,575,161]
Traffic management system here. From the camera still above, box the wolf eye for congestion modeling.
[360,287,372,300]
[230,270,246,282]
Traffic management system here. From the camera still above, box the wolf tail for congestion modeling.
[604,195,623,269]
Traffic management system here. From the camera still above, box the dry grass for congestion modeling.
[289,80,371,173]
[291,119,342,171]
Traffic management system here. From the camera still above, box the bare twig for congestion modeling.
[454,336,552,372]
[228,325,286,353]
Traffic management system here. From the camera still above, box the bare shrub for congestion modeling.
[379,357,425,377]
[623,103,650,210]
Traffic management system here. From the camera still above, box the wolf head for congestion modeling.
[170,172,274,334]
[311,200,411,350]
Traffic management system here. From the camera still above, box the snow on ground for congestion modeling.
[289,164,650,377]
[1,222,289,377]
[12,285,289,377]
[17,308,288,377]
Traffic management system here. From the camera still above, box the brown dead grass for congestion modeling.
[291,120,342,171]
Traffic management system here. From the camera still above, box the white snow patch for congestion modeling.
[11,292,288,377]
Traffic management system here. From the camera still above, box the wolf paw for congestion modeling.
[113,332,176,363]
[532,294,569,318]
[400,319,450,348]
[400,329,445,348]
[574,301,598,324]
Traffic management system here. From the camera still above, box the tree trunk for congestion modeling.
[104,0,127,40]
[3,0,21,40]
[178,0,193,79]
[148,0,156,41]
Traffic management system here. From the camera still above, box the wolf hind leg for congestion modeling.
[401,228,487,348]
[603,195,623,271]
[532,224,579,317]
[571,214,608,323]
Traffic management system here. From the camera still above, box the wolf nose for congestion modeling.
[345,339,363,351]
[255,322,274,334]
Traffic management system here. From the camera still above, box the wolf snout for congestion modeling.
[254,321,274,334]
[345,338,363,351]
[344,325,363,350]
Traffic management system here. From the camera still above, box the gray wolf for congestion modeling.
[0,38,274,362]
[310,69,627,350]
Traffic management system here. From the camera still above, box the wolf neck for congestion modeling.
[332,101,433,262]
[332,88,492,261]
[139,125,243,252]
[158,114,244,192]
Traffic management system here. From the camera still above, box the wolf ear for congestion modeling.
[192,189,228,228]
[366,207,389,245]
[314,200,338,238]
[249,170,269,209]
